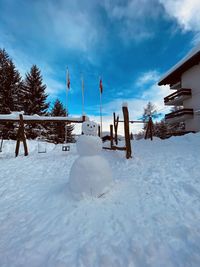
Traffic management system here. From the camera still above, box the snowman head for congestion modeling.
[82,121,98,136]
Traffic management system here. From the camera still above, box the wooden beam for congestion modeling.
[0,115,85,124]
[0,118,84,124]
[111,146,126,151]
[103,146,126,151]
[118,120,145,123]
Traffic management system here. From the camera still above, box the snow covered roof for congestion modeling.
[158,43,200,86]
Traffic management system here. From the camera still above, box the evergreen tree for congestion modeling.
[141,102,157,138]
[142,102,157,123]
[47,99,74,144]
[0,48,23,114]
[0,48,24,139]
[23,65,49,139]
[23,65,49,115]
[154,120,168,139]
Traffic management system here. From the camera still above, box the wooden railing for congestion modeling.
[165,108,193,120]
[164,88,191,104]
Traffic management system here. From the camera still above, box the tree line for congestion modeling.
[0,48,74,143]
[134,102,184,140]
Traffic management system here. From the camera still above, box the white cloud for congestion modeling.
[46,1,100,52]
[102,0,161,42]
[135,70,160,87]
[135,70,171,110]
[159,0,200,40]
[45,78,64,98]
[75,70,171,135]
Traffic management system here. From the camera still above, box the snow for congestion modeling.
[1,134,200,266]
[82,121,98,136]
[0,113,84,122]
[159,43,200,84]
[69,135,112,198]
[69,155,113,199]
[76,135,102,156]
[122,102,128,107]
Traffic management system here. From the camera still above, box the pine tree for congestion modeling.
[23,65,49,115]
[141,102,157,139]
[47,99,75,144]
[23,65,49,139]
[154,120,168,139]
[0,48,24,139]
[0,48,23,114]
[142,102,157,123]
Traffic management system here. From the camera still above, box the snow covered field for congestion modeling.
[1,134,200,267]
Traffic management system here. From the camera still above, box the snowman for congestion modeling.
[68,121,113,198]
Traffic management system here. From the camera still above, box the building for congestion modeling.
[158,45,200,132]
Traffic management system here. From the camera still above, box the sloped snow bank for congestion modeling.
[0,134,200,267]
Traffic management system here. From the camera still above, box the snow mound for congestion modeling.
[1,133,200,266]
[69,155,112,198]
[77,135,102,156]
[69,134,113,198]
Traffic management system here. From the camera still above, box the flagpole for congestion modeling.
[99,76,103,137]
[65,67,69,144]
[100,91,103,137]
[81,74,85,116]
[66,67,69,114]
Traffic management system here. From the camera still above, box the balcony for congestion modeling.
[170,81,181,90]
[165,108,193,123]
[164,88,192,106]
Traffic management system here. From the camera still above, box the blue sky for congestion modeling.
[0,0,200,132]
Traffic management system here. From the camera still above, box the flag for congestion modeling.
[99,78,103,94]
[67,68,70,89]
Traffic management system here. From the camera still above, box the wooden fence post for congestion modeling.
[122,106,132,159]
[98,125,101,137]
[110,124,114,148]
[15,114,28,157]
[145,116,153,141]
[113,112,119,145]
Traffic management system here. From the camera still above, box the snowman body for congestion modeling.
[69,121,112,198]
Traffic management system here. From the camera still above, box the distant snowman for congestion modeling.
[68,121,113,198]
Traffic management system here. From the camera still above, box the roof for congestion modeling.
[158,43,200,86]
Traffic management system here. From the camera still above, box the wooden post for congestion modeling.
[0,134,3,152]
[82,115,86,122]
[15,114,28,157]
[122,106,132,159]
[113,112,119,145]
[110,124,113,148]
[144,121,149,140]
[98,125,101,137]
[145,117,153,141]
[149,117,153,141]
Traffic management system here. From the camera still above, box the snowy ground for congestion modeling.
[0,134,200,267]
